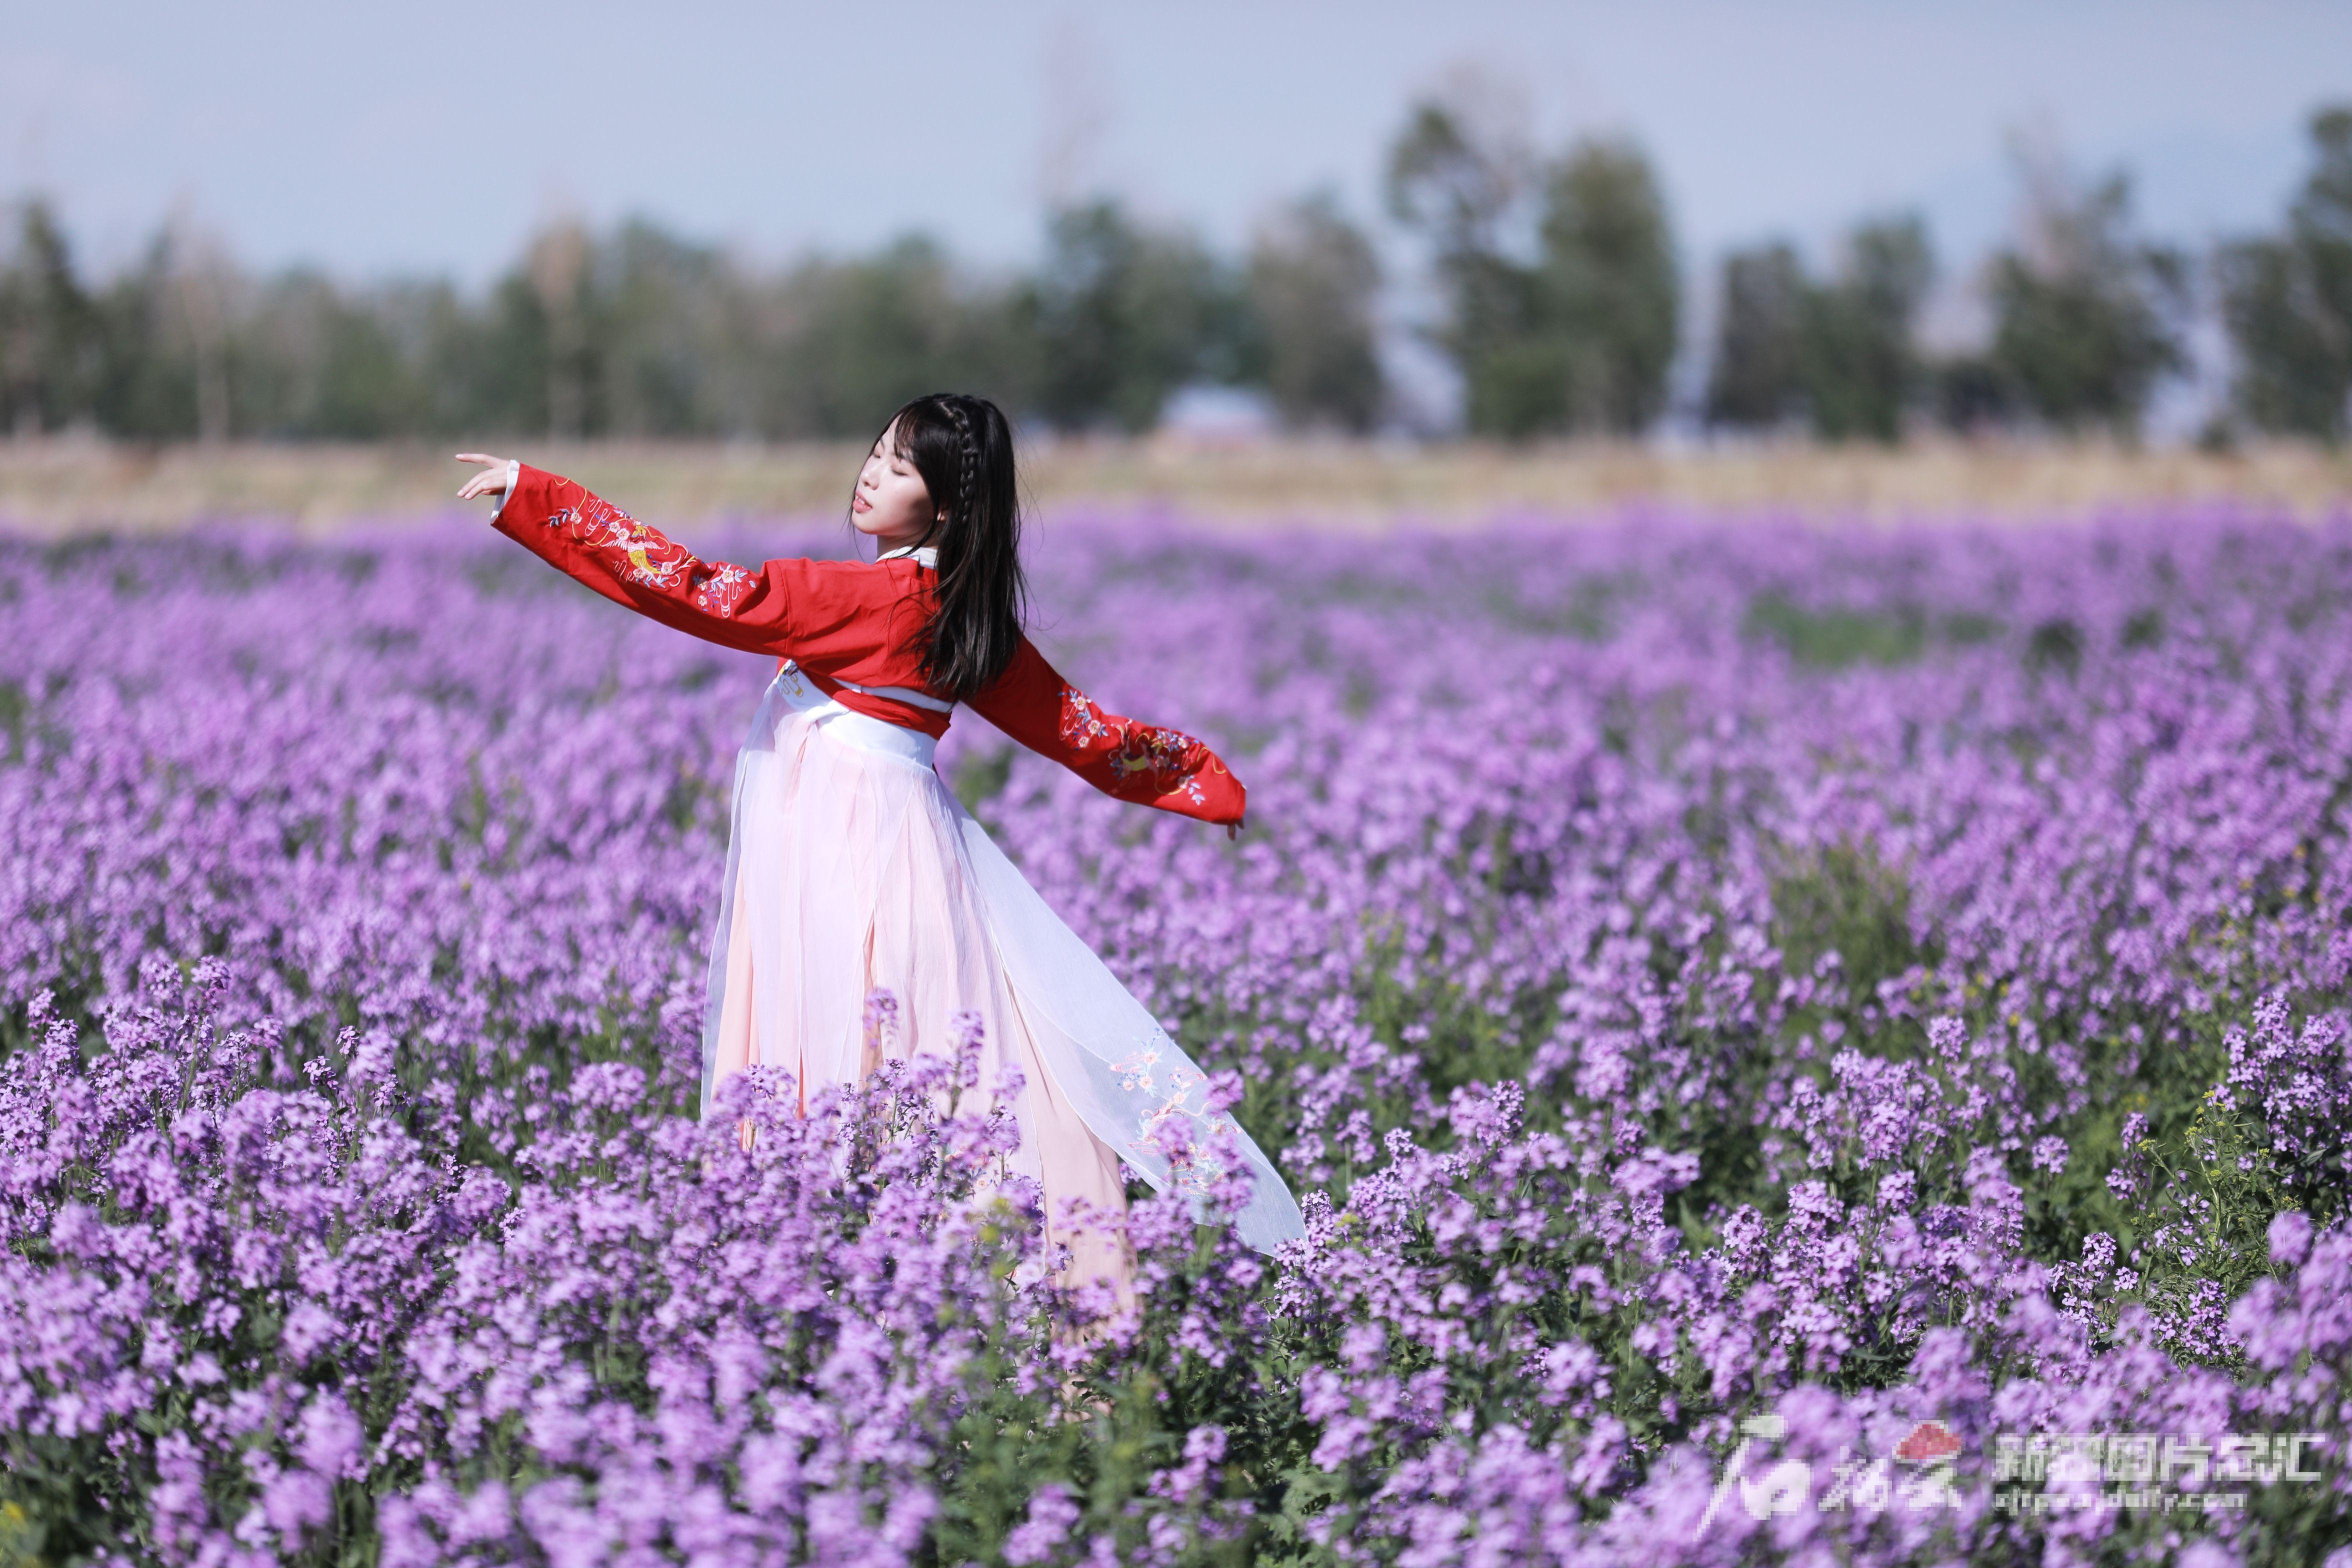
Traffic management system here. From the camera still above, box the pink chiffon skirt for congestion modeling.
[700,662,1303,1304]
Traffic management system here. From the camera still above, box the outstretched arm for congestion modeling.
[457,454,817,658]
[966,636,1246,828]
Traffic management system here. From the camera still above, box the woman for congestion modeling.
[455,394,1303,1306]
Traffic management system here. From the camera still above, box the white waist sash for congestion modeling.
[768,660,938,769]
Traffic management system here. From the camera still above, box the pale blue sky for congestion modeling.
[4,0,2345,290]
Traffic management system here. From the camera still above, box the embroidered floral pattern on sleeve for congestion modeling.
[1059,688,1118,748]
[1058,688,1220,806]
[688,563,756,617]
[543,494,758,618]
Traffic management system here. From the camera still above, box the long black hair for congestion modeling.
[858,392,1026,702]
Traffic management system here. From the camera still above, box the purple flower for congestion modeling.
[1002,1482,1082,1566]
[2,507,2350,1564]
[2268,1208,2313,1268]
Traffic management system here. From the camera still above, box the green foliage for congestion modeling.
[766,236,1030,439]
[1768,842,1926,1009]
[1534,141,1682,435]
[1796,216,1934,444]
[1744,594,2003,670]
[0,200,97,434]
[952,744,1016,816]
[1930,353,2021,433]
[0,198,1288,442]
[2220,104,2352,442]
[1748,596,1928,669]
[22,98,2352,450]
[1244,193,1386,434]
[1386,100,1678,439]
[2107,1089,2296,1365]
[2024,618,2084,678]
[1018,200,1248,435]
[1986,165,2186,437]
[1705,216,1934,443]
[1704,242,1806,430]
[232,268,434,439]
[0,1499,44,1568]
[925,1223,1290,1568]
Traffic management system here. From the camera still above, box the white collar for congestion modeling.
[875,544,938,568]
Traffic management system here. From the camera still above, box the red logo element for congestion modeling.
[1895,1421,1962,1464]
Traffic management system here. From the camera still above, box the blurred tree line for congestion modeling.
[1696,103,2350,444]
[2216,107,2352,442]
[0,192,1384,443]
[2,96,2347,444]
[1700,150,2188,442]
[1390,79,2349,446]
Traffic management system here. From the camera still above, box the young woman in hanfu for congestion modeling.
[454,394,1302,1306]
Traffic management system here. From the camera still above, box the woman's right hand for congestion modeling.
[454,452,518,503]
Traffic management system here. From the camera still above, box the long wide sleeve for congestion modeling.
[491,464,825,658]
[968,638,1246,826]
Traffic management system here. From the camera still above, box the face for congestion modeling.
[851,418,942,551]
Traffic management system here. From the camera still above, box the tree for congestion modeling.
[1384,90,1548,438]
[526,221,596,439]
[2218,104,2352,440]
[597,219,734,438]
[762,236,1028,438]
[0,200,96,434]
[1387,89,1679,440]
[1930,353,2020,434]
[1797,215,1932,442]
[1018,200,1236,434]
[1244,192,1384,433]
[234,268,429,438]
[1986,148,2185,436]
[1537,140,1680,434]
[1384,96,1528,264]
[1704,241,1806,430]
[86,238,194,440]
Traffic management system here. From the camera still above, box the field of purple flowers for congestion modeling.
[2,502,2349,1568]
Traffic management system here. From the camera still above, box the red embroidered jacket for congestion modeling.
[490,464,1245,826]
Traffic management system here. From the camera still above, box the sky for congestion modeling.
[3,0,2346,434]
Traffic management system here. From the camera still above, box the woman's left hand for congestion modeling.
[454,453,518,502]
